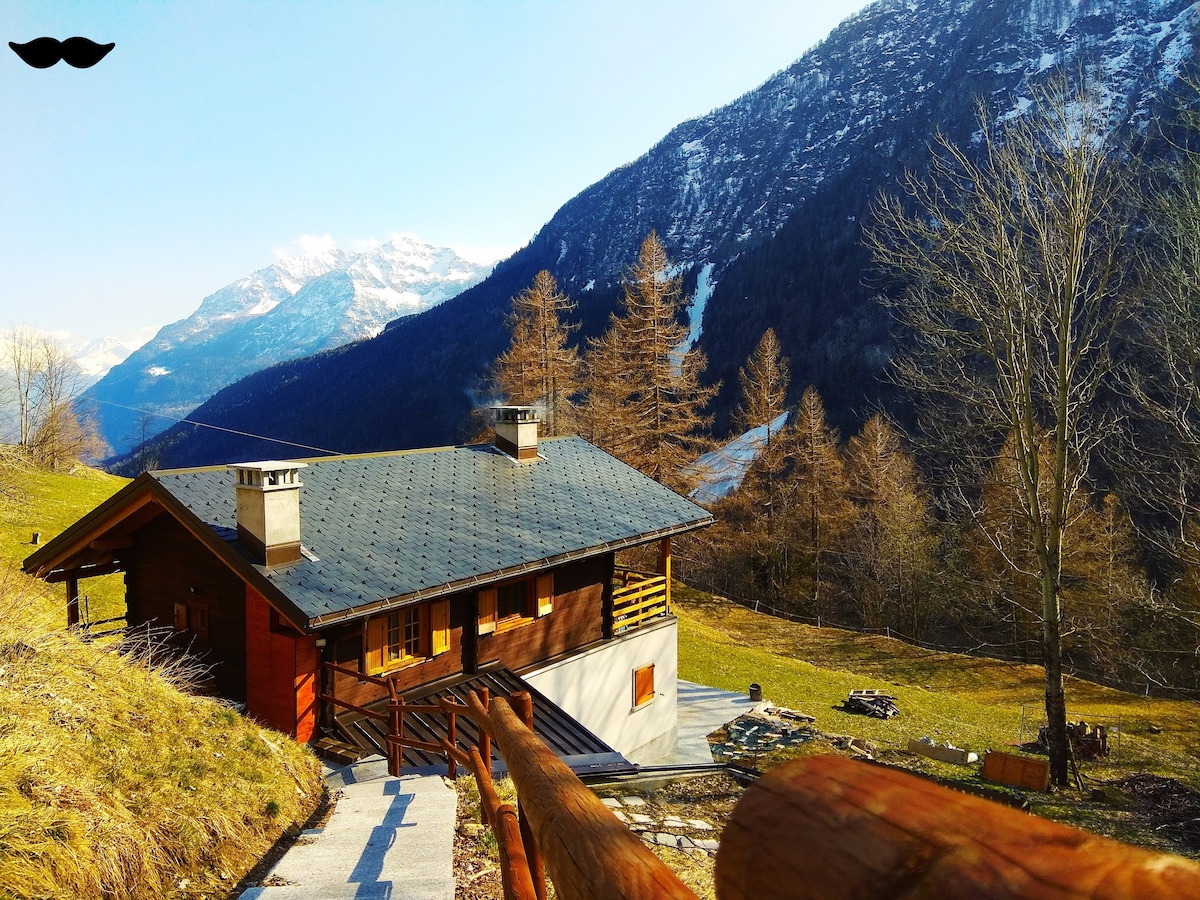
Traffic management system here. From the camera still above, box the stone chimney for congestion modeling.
[492,406,540,461]
[230,461,307,567]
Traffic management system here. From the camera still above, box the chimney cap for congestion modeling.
[230,460,309,472]
[230,461,307,491]
[491,406,541,424]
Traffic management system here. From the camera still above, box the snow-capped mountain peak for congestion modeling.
[87,235,495,455]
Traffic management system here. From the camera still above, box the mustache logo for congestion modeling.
[9,37,114,69]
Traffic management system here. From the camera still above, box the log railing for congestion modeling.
[442,689,697,900]
[716,755,1200,899]
[319,661,462,779]
[611,570,670,634]
[320,668,1200,899]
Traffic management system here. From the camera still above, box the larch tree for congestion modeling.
[731,328,792,514]
[492,270,582,436]
[581,231,716,491]
[783,386,856,617]
[843,414,940,636]
[867,82,1134,785]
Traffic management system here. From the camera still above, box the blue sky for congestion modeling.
[1,1,875,347]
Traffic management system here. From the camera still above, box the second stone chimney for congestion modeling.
[492,406,540,461]
[230,461,307,567]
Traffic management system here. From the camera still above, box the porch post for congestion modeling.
[66,575,80,628]
[658,537,672,612]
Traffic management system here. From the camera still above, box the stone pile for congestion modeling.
[709,708,816,762]
[600,795,721,854]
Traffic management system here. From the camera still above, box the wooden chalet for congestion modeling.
[24,407,713,766]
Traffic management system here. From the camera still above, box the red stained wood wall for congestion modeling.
[245,587,319,741]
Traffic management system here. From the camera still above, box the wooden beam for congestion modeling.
[715,755,1200,899]
[89,536,133,552]
[66,576,79,628]
[658,537,671,611]
[45,560,126,583]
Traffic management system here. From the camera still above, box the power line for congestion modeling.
[91,399,342,456]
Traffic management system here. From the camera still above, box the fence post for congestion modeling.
[388,696,405,778]
[510,691,546,900]
[447,708,458,780]
[478,687,491,776]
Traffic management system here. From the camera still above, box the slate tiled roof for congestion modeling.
[154,437,712,626]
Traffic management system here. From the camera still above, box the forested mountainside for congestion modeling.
[119,0,1200,471]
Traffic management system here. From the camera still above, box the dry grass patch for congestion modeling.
[0,573,324,899]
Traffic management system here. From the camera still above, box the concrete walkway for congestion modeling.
[239,758,456,900]
[631,680,765,767]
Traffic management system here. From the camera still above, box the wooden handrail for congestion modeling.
[443,740,538,900]
[715,755,1200,899]
[316,693,387,721]
[467,692,697,900]
[322,660,391,687]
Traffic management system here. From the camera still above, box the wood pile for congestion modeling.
[839,689,898,719]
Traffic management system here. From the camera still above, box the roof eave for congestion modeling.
[304,514,714,629]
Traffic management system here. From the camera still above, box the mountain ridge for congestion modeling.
[116,0,1200,471]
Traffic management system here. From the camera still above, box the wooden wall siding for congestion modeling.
[329,596,469,711]
[478,558,607,673]
[324,555,612,712]
[245,587,320,740]
[125,512,248,703]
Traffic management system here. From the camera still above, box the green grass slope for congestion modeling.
[674,585,1200,857]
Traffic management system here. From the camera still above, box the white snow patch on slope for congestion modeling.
[688,411,790,505]
[670,262,715,376]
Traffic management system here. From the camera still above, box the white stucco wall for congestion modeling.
[522,617,678,759]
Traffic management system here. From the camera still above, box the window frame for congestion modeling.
[478,573,553,636]
[365,599,450,675]
[633,663,656,709]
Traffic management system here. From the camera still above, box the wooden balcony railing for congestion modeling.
[612,569,670,634]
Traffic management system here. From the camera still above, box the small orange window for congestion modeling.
[633,664,655,708]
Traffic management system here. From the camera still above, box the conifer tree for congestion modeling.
[731,328,792,510]
[778,386,855,616]
[843,414,940,635]
[581,232,716,491]
[734,328,790,435]
[492,270,581,436]
[973,435,1154,677]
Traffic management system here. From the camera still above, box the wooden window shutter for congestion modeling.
[536,573,553,617]
[478,588,497,635]
[173,602,188,632]
[634,663,655,708]
[431,599,450,655]
[365,616,385,675]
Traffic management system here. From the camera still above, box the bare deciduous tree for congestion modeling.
[1,326,106,468]
[867,82,1134,785]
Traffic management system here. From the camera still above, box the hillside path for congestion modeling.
[238,758,456,900]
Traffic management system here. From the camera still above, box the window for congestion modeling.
[384,606,424,665]
[478,574,553,636]
[366,599,450,675]
[633,663,655,708]
[497,580,531,621]
[173,601,209,639]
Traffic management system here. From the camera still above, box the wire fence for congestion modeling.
[703,585,1200,701]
